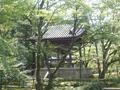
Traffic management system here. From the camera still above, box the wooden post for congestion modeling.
[69,53,73,67]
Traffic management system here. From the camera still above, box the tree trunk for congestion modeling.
[79,45,82,79]
[99,70,106,79]
[95,42,101,78]
[35,17,44,90]
[45,74,54,90]
[35,0,45,90]
[36,36,43,90]
[35,56,43,90]
[99,64,108,79]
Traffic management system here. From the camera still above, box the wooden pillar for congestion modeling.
[57,49,60,60]
[69,53,73,67]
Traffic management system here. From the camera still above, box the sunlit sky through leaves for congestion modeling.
[86,0,100,5]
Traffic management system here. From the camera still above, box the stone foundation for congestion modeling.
[41,68,93,80]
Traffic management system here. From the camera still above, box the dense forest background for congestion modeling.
[0,0,120,90]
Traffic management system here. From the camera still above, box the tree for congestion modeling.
[0,0,35,86]
[28,1,66,90]
[88,0,120,79]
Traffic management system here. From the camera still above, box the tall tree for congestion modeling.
[88,0,120,78]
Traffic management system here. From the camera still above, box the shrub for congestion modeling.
[83,81,104,90]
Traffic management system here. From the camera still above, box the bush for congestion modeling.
[105,77,120,87]
[83,81,104,90]
[0,68,29,87]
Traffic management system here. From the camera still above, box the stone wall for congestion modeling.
[41,68,93,80]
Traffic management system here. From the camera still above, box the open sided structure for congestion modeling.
[29,24,85,66]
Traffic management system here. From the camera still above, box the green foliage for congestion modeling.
[83,81,104,90]
[0,0,120,89]
[105,77,120,87]
[0,37,29,85]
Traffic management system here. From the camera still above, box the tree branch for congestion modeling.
[108,58,120,67]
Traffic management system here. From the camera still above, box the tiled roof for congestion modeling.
[43,24,85,39]
[28,25,85,41]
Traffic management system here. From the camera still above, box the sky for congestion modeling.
[86,0,100,5]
